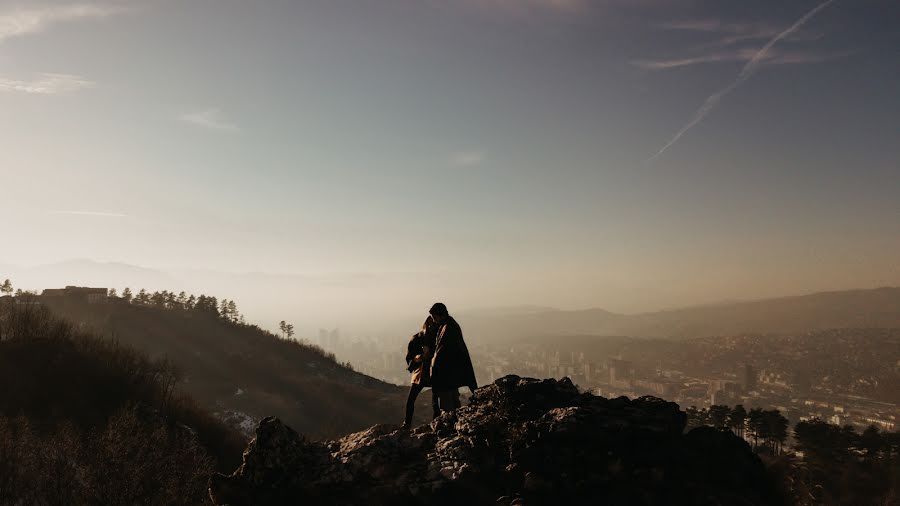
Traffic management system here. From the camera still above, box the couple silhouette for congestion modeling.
[402,303,477,429]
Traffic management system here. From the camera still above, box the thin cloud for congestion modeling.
[660,18,825,45]
[450,151,486,167]
[48,210,129,218]
[0,73,94,94]
[660,19,780,43]
[647,0,838,162]
[633,47,844,70]
[179,109,240,132]
[0,3,124,43]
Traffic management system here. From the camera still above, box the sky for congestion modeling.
[1,0,898,330]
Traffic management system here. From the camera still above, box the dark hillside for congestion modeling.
[41,296,418,438]
[0,303,244,505]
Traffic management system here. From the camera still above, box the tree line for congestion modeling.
[686,403,900,504]
[3,279,300,342]
[685,404,790,454]
[112,287,244,324]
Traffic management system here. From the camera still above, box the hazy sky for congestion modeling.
[1,0,898,319]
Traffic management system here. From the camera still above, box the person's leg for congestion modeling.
[430,388,440,419]
[450,389,461,410]
[435,389,461,415]
[404,384,424,427]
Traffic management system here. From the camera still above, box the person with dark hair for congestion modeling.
[401,315,439,430]
[428,302,477,415]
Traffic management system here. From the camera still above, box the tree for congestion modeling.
[765,410,789,455]
[176,292,187,309]
[227,300,238,323]
[122,288,133,303]
[186,295,196,310]
[279,321,287,338]
[0,279,12,296]
[709,405,730,429]
[108,288,118,298]
[747,408,765,450]
[135,289,149,305]
[728,405,747,438]
[858,425,885,461]
[194,295,218,316]
[285,324,294,340]
[685,406,711,430]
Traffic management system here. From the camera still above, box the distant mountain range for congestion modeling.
[4,259,898,340]
[462,287,900,340]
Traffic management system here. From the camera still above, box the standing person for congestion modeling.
[401,316,439,430]
[428,302,477,415]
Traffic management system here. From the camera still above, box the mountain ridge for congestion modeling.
[464,286,900,340]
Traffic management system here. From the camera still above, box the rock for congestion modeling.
[209,376,783,506]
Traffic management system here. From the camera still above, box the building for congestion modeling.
[41,286,108,304]
[741,364,757,392]
[608,358,634,389]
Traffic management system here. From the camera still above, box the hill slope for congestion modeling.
[464,286,900,340]
[0,303,245,504]
[40,297,420,439]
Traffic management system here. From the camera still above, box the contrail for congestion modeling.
[647,0,836,163]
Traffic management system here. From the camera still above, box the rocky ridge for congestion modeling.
[209,375,782,505]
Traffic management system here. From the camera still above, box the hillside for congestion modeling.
[463,286,900,340]
[39,295,422,439]
[0,302,245,505]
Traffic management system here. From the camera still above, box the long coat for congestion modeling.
[430,316,477,391]
[406,328,436,386]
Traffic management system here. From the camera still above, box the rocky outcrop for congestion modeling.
[209,375,783,506]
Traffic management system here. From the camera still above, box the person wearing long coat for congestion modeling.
[402,316,439,429]
[428,303,477,414]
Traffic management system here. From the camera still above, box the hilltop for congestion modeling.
[210,376,784,506]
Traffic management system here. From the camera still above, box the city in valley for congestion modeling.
[321,327,899,433]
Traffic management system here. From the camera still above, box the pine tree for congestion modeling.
[0,279,13,296]
[747,408,765,450]
[709,405,730,429]
[728,405,747,438]
[108,288,118,298]
[122,287,133,303]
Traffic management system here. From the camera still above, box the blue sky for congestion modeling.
[1,0,898,319]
